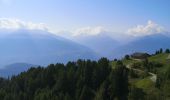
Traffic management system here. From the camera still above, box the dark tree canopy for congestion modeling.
[0,58,130,100]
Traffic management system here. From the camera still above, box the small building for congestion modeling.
[131,52,150,60]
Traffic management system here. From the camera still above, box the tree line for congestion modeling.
[0,48,169,100]
[0,58,128,100]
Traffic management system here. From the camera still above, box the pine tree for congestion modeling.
[114,61,129,100]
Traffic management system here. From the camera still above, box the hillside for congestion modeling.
[149,53,170,73]
[111,51,170,99]
[0,50,169,100]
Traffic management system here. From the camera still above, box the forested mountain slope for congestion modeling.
[0,49,169,100]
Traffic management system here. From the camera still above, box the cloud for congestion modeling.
[0,18,49,31]
[72,26,105,37]
[127,20,166,36]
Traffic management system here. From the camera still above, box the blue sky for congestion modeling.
[0,0,169,33]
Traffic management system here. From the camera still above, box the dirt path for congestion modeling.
[167,54,170,59]
[126,64,157,82]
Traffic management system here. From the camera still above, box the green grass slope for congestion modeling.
[149,53,170,73]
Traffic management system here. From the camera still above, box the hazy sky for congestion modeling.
[0,0,169,33]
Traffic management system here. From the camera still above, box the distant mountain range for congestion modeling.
[73,32,170,59]
[0,63,37,77]
[0,29,170,77]
[0,30,98,68]
[73,33,120,57]
[112,34,170,58]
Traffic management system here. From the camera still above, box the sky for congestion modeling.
[0,0,169,37]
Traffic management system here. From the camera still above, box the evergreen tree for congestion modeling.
[125,55,130,60]
[79,86,94,100]
[160,48,163,54]
[165,49,170,53]
[114,61,129,100]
